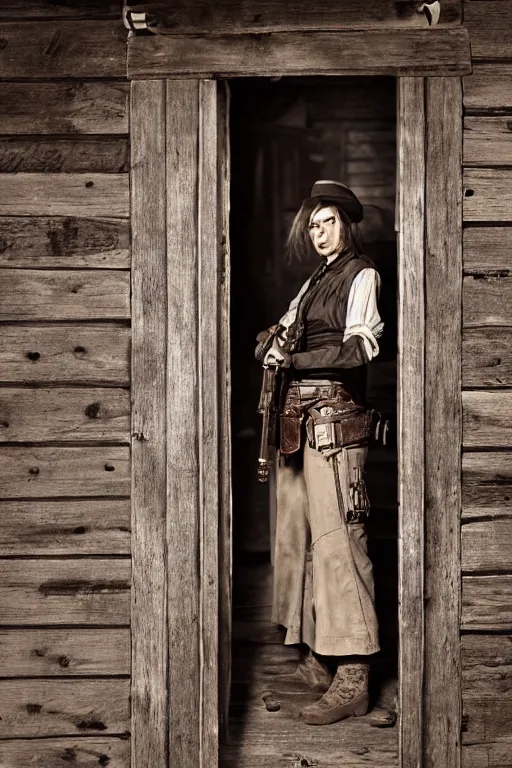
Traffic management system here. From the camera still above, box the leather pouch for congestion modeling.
[279,406,304,455]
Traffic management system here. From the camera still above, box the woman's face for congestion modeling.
[308,205,344,258]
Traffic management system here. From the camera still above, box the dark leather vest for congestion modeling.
[290,251,374,403]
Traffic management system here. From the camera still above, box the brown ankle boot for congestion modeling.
[271,650,332,692]
[300,661,369,725]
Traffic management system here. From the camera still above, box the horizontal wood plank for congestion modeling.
[463,327,512,387]
[223,703,398,767]
[463,64,512,111]
[462,451,512,520]
[139,0,461,32]
[0,679,129,737]
[463,742,512,768]
[0,82,128,135]
[0,1,122,19]
[462,698,512,749]
[0,446,130,498]
[463,274,512,327]
[0,324,130,385]
[0,217,130,269]
[464,117,512,166]
[0,559,130,625]
[463,227,512,274]
[0,737,129,768]
[462,519,512,572]
[0,270,129,321]
[0,499,130,555]
[462,633,512,696]
[128,29,471,78]
[463,169,512,222]
[0,21,126,79]
[0,387,129,443]
[463,390,512,448]
[0,137,129,173]
[0,174,129,218]
[465,1,512,60]
[0,628,130,676]
[462,574,512,630]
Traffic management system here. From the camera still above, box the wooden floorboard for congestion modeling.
[224,560,398,768]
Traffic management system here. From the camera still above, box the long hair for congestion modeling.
[285,198,365,264]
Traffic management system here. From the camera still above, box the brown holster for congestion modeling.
[279,381,371,455]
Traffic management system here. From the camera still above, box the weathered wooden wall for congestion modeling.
[461,3,512,765]
[0,3,130,767]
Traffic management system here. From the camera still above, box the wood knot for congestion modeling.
[464,189,474,198]
[58,655,70,668]
[85,181,94,188]
[26,351,40,361]
[73,346,87,357]
[26,703,42,714]
[104,463,115,472]
[98,755,111,767]
[76,717,107,731]
[461,713,469,732]
[29,467,40,476]
[0,39,7,50]
[85,402,101,419]
[61,747,76,762]
[72,526,88,535]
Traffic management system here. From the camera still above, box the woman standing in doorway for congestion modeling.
[257,180,383,725]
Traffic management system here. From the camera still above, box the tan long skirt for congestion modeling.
[271,443,380,657]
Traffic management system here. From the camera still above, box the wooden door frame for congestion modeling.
[129,32,466,768]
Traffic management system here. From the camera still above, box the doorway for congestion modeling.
[226,76,399,766]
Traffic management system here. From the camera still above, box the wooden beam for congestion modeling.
[0,217,130,270]
[130,79,168,768]
[397,76,425,768]
[198,79,220,768]
[0,21,126,79]
[0,82,128,135]
[463,274,512,328]
[0,324,130,386]
[464,117,512,166]
[463,327,512,388]
[0,446,130,498]
[166,77,200,768]
[463,169,512,222]
[0,499,130,555]
[0,559,130,625]
[0,387,129,443]
[424,77,462,768]
[462,518,512,572]
[0,738,129,768]
[131,0,462,33]
[0,679,130,737]
[0,174,129,218]
[0,137,130,174]
[464,1,512,60]
[128,28,471,79]
[0,628,130,676]
[0,1,122,19]
[462,451,512,520]
[463,227,512,274]
[463,64,512,111]
[462,574,512,630]
[0,270,129,321]
[463,390,512,448]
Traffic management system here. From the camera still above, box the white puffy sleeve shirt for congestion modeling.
[264,267,383,365]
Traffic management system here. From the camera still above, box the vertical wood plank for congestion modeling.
[424,77,463,768]
[166,79,200,768]
[217,82,232,745]
[198,79,220,768]
[397,76,425,768]
[131,79,168,768]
